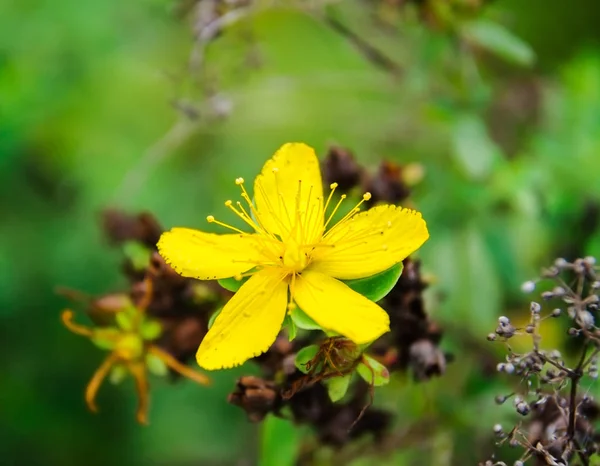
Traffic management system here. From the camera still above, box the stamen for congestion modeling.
[324,192,372,239]
[206,214,245,234]
[61,310,94,337]
[235,177,244,185]
[225,200,264,233]
[324,194,347,230]
[323,183,338,215]
[255,180,292,236]
[240,191,277,239]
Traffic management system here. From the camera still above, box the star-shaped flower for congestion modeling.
[158,143,429,370]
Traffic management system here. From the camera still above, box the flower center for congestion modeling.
[282,244,309,273]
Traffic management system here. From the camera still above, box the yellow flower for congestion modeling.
[158,143,429,370]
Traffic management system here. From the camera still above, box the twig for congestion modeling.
[112,118,198,203]
[319,10,402,77]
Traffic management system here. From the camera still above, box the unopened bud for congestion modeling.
[521,281,536,293]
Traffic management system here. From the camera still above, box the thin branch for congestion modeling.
[319,10,402,77]
[112,118,198,203]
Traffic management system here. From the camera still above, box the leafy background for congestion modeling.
[2,0,600,465]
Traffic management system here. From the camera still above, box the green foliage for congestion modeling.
[260,415,301,466]
[325,374,353,402]
[357,355,390,387]
[342,263,404,302]
[295,344,320,374]
[462,19,536,67]
[218,276,248,292]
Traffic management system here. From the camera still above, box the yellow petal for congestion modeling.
[254,143,324,244]
[196,269,288,370]
[310,205,429,280]
[157,228,270,280]
[293,270,390,344]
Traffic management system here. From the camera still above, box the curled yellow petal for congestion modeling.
[128,361,150,425]
[293,270,390,344]
[148,345,211,385]
[196,269,288,370]
[310,205,429,280]
[157,228,272,280]
[61,310,94,337]
[85,352,120,413]
[254,143,324,243]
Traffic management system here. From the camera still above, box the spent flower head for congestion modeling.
[61,279,210,424]
[158,143,429,370]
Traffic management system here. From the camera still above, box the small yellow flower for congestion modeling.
[158,143,429,370]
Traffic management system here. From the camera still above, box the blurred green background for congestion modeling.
[3,0,600,465]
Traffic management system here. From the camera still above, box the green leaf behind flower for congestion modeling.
[260,414,300,466]
[217,276,248,293]
[357,355,390,386]
[294,344,320,374]
[326,374,352,402]
[341,262,404,302]
[289,307,321,330]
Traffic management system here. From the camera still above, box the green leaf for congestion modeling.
[122,241,152,271]
[295,344,320,374]
[217,276,248,293]
[289,307,321,330]
[208,308,222,329]
[91,328,121,350]
[115,311,134,331]
[341,263,403,302]
[326,374,352,402]
[283,314,297,341]
[260,414,300,466]
[357,355,390,386]
[140,319,162,341]
[451,114,503,180]
[462,20,535,67]
[146,353,168,377]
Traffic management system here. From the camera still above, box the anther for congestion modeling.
[225,200,233,207]
[330,182,338,189]
[341,194,347,199]
[363,192,372,201]
[206,215,215,222]
[235,177,244,185]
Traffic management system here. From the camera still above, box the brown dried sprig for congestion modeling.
[488,257,600,465]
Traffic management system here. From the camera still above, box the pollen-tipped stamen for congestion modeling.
[254,178,294,236]
[323,182,338,214]
[324,192,372,238]
[323,194,347,230]
[206,215,245,234]
[235,178,276,238]
[224,200,265,234]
